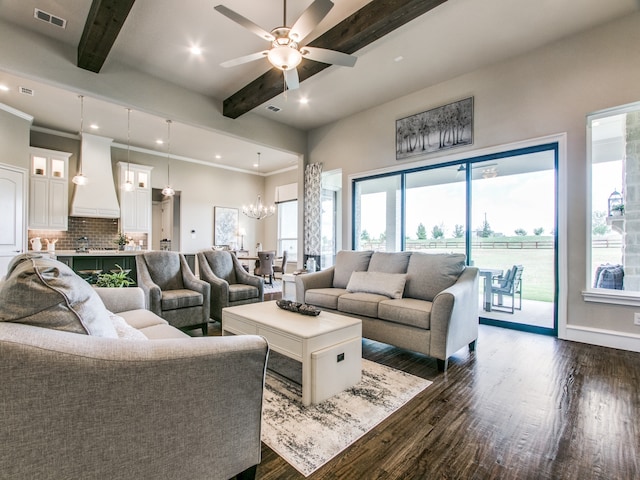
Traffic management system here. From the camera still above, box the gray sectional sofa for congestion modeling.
[296,250,479,371]
[0,254,268,480]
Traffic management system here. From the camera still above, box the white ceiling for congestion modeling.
[0,0,637,173]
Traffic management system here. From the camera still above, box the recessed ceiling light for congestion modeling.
[190,46,202,55]
[394,55,404,63]
[156,139,164,145]
[299,97,309,104]
[215,154,222,159]
[90,123,99,130]
[0,85,9,92]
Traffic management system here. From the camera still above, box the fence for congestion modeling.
[360,238,621,252]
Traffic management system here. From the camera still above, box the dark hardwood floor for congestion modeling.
[207,323,640,479]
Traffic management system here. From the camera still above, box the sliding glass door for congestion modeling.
[469,148,557,333]
[405,166,466,255]
[352,144,558,334]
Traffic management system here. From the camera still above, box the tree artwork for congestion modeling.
[396,97,473,160]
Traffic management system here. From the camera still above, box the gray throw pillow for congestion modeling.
[368,252,412,273]
[333,250,374,288]
[0,253,118,337]
[346,271,407,299]
[405,252,466,302]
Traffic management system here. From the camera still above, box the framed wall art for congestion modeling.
[396,97,473,160]
[214,206,238,248]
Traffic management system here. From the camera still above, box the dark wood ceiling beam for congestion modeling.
[222,0,447,120]
[78,0,136,73]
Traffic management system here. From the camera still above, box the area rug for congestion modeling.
[261,359,432,477]
[263,279,283,301]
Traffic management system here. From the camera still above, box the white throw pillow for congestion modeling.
[109,313,148,340]
[346,271,407,299]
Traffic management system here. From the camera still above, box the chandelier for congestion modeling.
[242,153,275,220]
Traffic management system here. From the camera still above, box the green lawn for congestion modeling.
[368,237,622,303]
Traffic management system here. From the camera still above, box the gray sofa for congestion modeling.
[0,254,268,480]
[296,250,479,371]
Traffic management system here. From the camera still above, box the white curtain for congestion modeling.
[304,163,323,260]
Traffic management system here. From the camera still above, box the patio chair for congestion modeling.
[490,265,523,313]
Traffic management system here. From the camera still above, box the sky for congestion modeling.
[359,151,625,240]
[361,170,557,239]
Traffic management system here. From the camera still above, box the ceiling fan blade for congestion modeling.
[220,51,269,68]
[214,5,275,42]
[284,68,300,90]
[301,46,357,67]
[289,0,334,43]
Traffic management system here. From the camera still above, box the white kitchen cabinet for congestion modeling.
[28,147,70,230]
[118,162,152,233]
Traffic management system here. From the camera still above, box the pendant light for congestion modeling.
[161,119,175,197]
[72,95,89,185]
[122,108,134,192]
[242,152,275,220]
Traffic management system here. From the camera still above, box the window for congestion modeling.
[353,175,402,251]
[278,200,298,262]
[586,101,640,303]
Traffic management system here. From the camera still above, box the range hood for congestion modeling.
[70,133,120,218]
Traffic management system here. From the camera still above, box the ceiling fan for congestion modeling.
[214,0,357,91]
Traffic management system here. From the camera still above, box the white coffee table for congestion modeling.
[222,301,362,406]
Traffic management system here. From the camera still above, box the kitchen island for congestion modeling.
[53,251,197,283]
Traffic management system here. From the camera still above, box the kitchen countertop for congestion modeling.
[52,250,147,257]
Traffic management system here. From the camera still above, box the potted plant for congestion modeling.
[611,204,625,216]
[115,232,127,250]
[94,264,136,288]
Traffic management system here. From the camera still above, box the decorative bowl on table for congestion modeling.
[276,299,321,316]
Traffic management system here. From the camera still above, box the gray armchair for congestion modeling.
[136,251,211,335]
[197,250,264,323]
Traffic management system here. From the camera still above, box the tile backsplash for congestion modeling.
[28,217,148,251]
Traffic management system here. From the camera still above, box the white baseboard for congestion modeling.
[563,325,640,353]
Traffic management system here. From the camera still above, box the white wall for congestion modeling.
[307,13,640,347]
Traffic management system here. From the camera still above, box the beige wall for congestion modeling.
[0,105,31,169]
[307,13,640,343]
[110,147,274,254]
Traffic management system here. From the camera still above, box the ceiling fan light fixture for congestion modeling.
[268,45,302,71]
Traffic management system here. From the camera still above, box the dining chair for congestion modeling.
[254,251,276,285]
[272,249,288,279]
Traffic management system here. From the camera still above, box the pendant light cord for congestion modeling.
[166,119,172,184]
